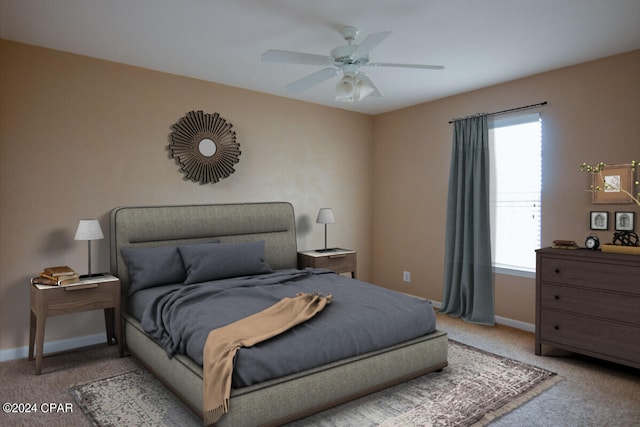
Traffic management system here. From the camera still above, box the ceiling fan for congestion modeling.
[261,26,444,103]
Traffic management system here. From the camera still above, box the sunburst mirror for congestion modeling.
[168,110,241,184]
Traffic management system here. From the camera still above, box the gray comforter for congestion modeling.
[140,268,437,388]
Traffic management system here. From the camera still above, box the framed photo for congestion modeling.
[615,211,635,231]
[589,211,609,230]
[592,163,635,204]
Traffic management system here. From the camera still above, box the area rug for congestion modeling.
[69,340,560,426]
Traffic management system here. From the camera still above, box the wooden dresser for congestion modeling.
[535,247,640,369]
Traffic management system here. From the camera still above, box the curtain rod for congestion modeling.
[448,101,547,124]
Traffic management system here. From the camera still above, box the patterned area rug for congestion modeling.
[69,340,560,426]
[69,369,200,426]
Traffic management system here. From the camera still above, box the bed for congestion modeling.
[110,202,448,426]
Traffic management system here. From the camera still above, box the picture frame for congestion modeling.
[592,163,635,204]
[614,211,635,231]
[589,211,609,230]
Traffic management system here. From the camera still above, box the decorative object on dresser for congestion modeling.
[74,219,104,277]
[298,248,357,278]
[168,110,241,184]
[612,231,639,246]
[535,247,640,369]
[551,240,578,250]
[315,208,336,252]
[584,235,599,250]
[29,274,123,374]
[602,231,640,255]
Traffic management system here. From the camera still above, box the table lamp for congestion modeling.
[75,219,104,277]
[316,208,336,252]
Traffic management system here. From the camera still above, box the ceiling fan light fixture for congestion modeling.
[335,76,357,101]
[335,74,375,103]
[356,79,375,99]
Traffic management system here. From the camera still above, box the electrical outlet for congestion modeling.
[403,271,411,282]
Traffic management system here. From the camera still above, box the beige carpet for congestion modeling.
[0,345,136,427]
[67,340,558,426]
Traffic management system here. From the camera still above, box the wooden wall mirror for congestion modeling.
[168,111,241,184]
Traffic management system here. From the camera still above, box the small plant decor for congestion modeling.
[580,161,640,207]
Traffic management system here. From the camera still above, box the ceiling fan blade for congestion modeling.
[285,67,338,92]
[262,49,332,66]
[368,62,445,70]
[349,31,392,59]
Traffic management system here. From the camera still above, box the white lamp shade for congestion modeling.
[356,79,375,99]
[316,208,336,224]
[74,219,104,240]
[335,76,356,99]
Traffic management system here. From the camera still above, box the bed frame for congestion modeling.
[110,202,448,426]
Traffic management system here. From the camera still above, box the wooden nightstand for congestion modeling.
[29,274,122,374]
[298,249,357,278]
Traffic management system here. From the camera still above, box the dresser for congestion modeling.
[535,247,640,369]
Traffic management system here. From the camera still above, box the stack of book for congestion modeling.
[551,240,579,250]
[31,266,80,286]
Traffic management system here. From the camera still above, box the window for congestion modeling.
[489,113,542,275]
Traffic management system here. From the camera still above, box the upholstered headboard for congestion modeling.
[110,202,298,297]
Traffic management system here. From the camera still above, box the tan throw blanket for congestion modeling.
[202,292,333,425]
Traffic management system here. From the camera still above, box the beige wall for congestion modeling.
[372,49,640,325]
[0,40,374,353]
[1,39,638,355]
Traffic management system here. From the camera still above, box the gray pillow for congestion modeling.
[121,245,186,295]
[121,240,220,294]
[178,241,273,284]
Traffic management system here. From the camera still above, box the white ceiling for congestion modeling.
[2,0,639,115]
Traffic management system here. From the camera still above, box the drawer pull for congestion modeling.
[554,268,560,274]
[554,325,559,330]
[554,295,560,300]
[328,255,346,259]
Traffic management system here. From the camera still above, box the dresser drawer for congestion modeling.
[40,282,120,316]
[539,257,639,293]
[540,283,640,325]
[540,309,640,364]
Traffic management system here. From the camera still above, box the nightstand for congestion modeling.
[298,249,357,278]
[29,274,122,374]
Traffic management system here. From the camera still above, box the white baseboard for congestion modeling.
[431,300,535,333]
[0,333,106,362]
[494,315,535,333]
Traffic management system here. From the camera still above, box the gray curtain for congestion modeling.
[440,116,495,325]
